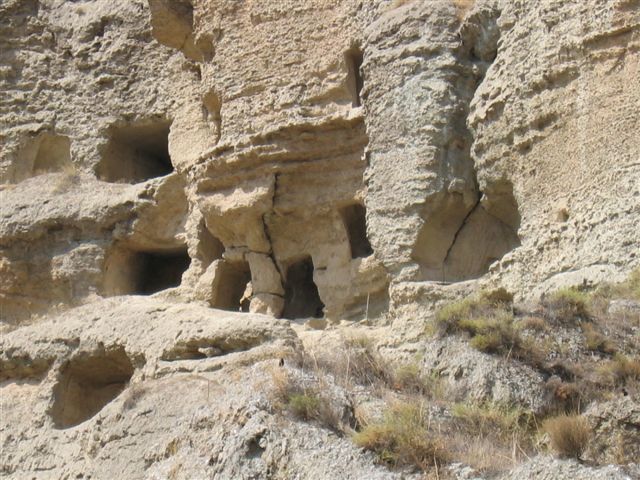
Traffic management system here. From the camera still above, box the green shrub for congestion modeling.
[353,400,449,471]
[544,288,590,323]
[434,297,480,335]
[543,414,591,459]
[434,290,513,336]
[288,393,321,420]
[270,368,342,431]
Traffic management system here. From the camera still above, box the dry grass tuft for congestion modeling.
[582,324,617,355]
[448,402,536,474]
[451,402,534,438]
[305,335,393,390]
[543,288,590,324]
[597,355,640,387]
[544,377,583,414]
[543,414,591,459]
[269,367,343,432]
[353,399,449,472]
[517,316,548,332]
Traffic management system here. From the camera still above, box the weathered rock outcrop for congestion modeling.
[1,0,639,478]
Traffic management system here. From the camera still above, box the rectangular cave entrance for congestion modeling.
[103,246,191,296]
[340,203,373,259]
[282,256,324,320]
[96,119,174,183]
[210,260,251,312]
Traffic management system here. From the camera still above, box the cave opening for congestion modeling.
[210,260,251,312]
[103,247,191,296]
[96,120,173,183]
[341,203,373,259]
[50,348,134,429]
[136,250,191,294]
[282,256,324,320]
[345,47,364,107]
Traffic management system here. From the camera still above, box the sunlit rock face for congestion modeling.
[0,0,639,477]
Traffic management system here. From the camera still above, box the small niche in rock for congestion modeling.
[13,133,72,182]
[103,247,191,296]
[282,256,324,320]
[96,120,173,183]
[413,182,520,282]
[340,203,373,259]
[210,260,252,312]
[50,348,133,429]
[345,47,364,107]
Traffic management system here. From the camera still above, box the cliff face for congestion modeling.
[0,0,639,479]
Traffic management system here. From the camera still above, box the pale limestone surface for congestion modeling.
[1,0,639,478]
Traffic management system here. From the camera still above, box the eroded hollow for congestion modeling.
[341,203,373,259]
[103,246,191,296]
[412,182,520,282]
[345,47,364,107]
[50,348,133,429]
[210,260,251,312]
[96,120,173,183]
[203,90,222,142]
[13,133,72,182]
[282,256,324,320]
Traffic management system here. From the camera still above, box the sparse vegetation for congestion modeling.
[582,324,616,355]
[592,268,640,302]
[268,270,640,475]
[543,414,591,459]
[597,355,640,387]
[353,400,449,471]
[434,289,513,336]
[269,367,343,432]
[391,362,432,396]
[449,402,537,473]
[288,393,322,420]
[543,288,590,323]
[517,316,548,332]
[433,292,545,365]
[451,402,533,437]
[544,377,583,414]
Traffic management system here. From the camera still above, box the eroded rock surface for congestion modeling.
[1,0,639,478]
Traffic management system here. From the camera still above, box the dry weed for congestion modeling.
[543,414,591,459]
[353,399,449,472]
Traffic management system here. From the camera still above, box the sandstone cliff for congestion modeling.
[1,0,639,479]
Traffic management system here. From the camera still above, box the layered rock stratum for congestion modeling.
[1,0,639,479]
